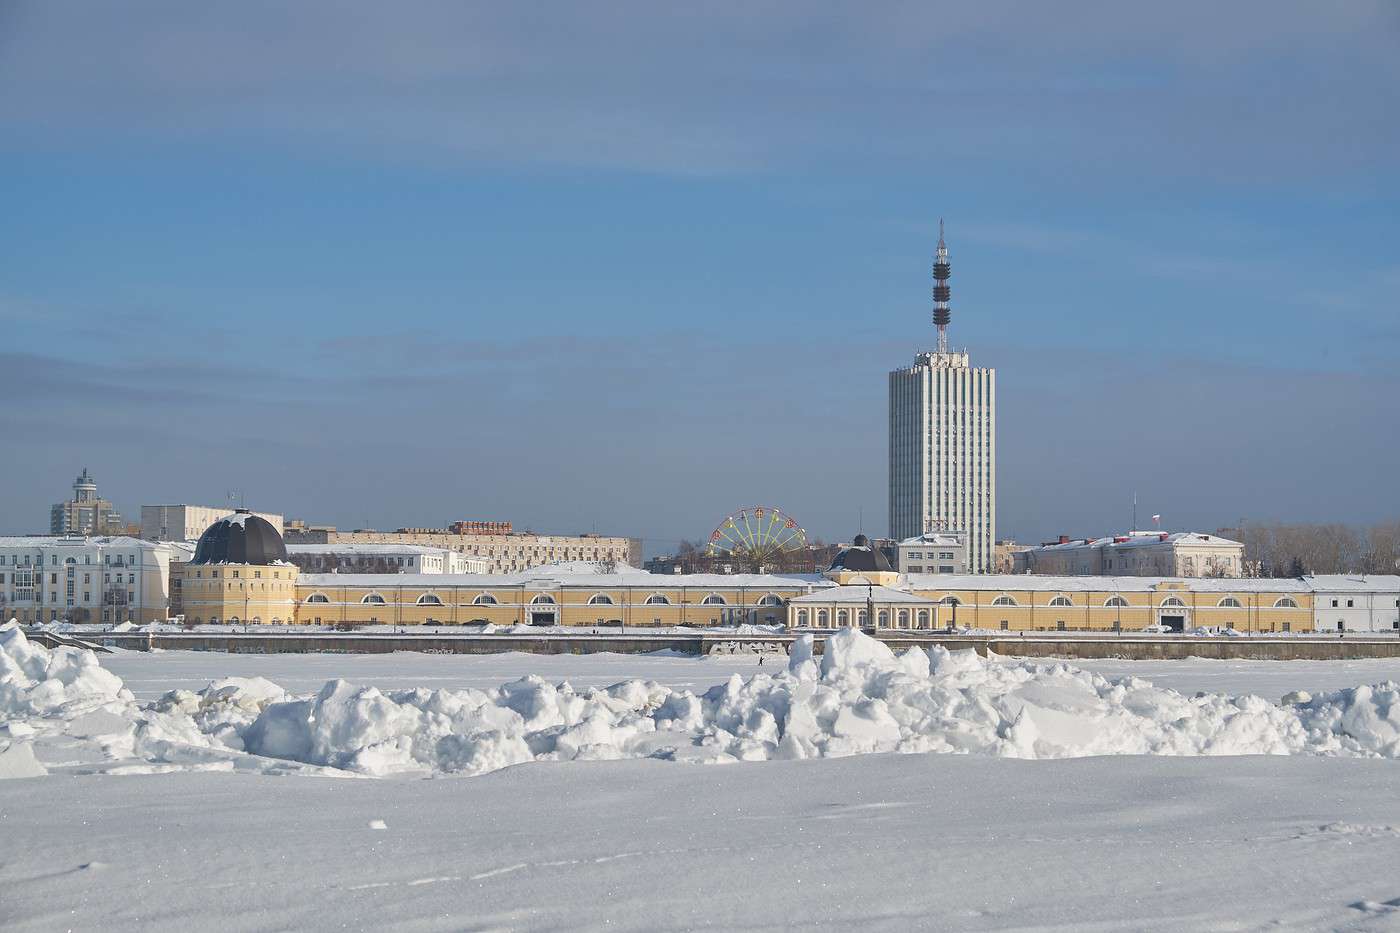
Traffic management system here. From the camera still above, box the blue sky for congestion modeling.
[2,2,1397,554]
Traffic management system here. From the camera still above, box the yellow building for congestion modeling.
[178,511,299,624]
[292,570,815,627]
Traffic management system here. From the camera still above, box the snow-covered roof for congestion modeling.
[0,535,161,549]
[1026,531,1242,553]
[296,569,831,590]
[287,543,452,556]
[789,585,935,605]
[1303,575,1400,592]
[897,533,965,547]
[902,573,1312,593]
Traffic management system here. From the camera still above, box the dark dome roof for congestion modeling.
[828,534,894,573]
[191,510,288,565]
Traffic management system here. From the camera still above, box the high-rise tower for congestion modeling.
[888,223,996,572]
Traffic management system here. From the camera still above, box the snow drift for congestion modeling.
[3,621,1400,778]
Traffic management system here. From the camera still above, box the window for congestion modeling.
[1217,597,1242,608]
[938,595,962,606]
[897,609,910,628]
[837,610,849,625]
[1049,595,1073,607]
[306,593,330,604]
[701,594,727,606]
[917,610,930,627]
[796,609,808,626]
[416,594,443,606]
[1056,620,1066,631]
[530,594,556,605]
[1104,596,1129,608]
[939,552,954,560]
[587,594,614,605]
[362,593,386,604]
[909,566,923,573]
[1160,597,1186,608]
[473,593,498,605]
[1346,599,1354,608]
[1331,599,1339,608]
[991,595,1017,607]
[939,566,955,573]
[645,594,670,605]
[1274,597,1299,609]
[1000,620,1009,630]
[757,594,783,607]
[816,609,828,627]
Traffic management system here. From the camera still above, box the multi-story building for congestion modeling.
[141,504,284,541]
[1012,531,1245,578]
[894,532,967,575]
[286,543,491,575]
[889,226,996,572]
[1305,576,1400,633]
[0,536,184,624]
[178,512,299,625]
[50,469,126,536]
[284,524,641,574]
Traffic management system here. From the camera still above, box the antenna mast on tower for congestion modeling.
[932,219,952,354]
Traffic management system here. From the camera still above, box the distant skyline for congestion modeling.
[3,2,1397,556]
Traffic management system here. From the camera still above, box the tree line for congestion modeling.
[1215,521,1400,577]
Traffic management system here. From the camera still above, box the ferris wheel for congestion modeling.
[707,506,808,569]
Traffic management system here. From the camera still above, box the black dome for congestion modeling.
[829,534,894,573]
[191,510,288,565]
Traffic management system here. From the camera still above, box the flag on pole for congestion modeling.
[1151,514,1161,528]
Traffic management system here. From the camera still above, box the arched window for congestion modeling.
[939,595,962,606]
[991,595,1018,607]
[816,609,829,627]
[416,594,443,606]
[1160,597,1186,608]
[228,616,240,624]
[473,593,498,605]
[756,594,783,607]
[857,609,868,625]
[1049,595,1073,607]
[897,609,910,627]
[701,594,727,606]
[1104,596,1129,608]
[645,594,670,605]
[252,617,262,624]
[837,609,849,625]
[1217,597,1242,608]
[917,610,930,627]
[796,609,808,626]
[362,593,386,605]
[530,594,556,605]
[587,593,614,605]
[877,610,889,626]
[306,593,329,604]
[1274,597,1299,609]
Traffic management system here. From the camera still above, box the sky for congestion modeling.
[2,2,1397,556]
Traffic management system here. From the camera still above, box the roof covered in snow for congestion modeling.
[1303,575,1400,592]
[297,569,831,590]
[1027,531,1242,553]
[903,573,1311,593]
[897,533,965,547]
[0,535,163,550]
[286,543,452,556]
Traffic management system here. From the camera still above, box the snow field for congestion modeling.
[4,621,1400,779]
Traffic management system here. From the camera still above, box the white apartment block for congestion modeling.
[141,504,284,542]
[287,528,641,574]
[1306,576,1400,633]
[889,350,996,573]
[895,532,968,575]
[285,543,491,575]
[1013,531,1245,578]
[0,536,184,625]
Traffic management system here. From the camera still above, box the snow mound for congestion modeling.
[0,622,131,718]
[6,624,1400,778]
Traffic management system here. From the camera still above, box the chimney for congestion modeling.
[1058,535,1070,545]
[1159,532,1169,541]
